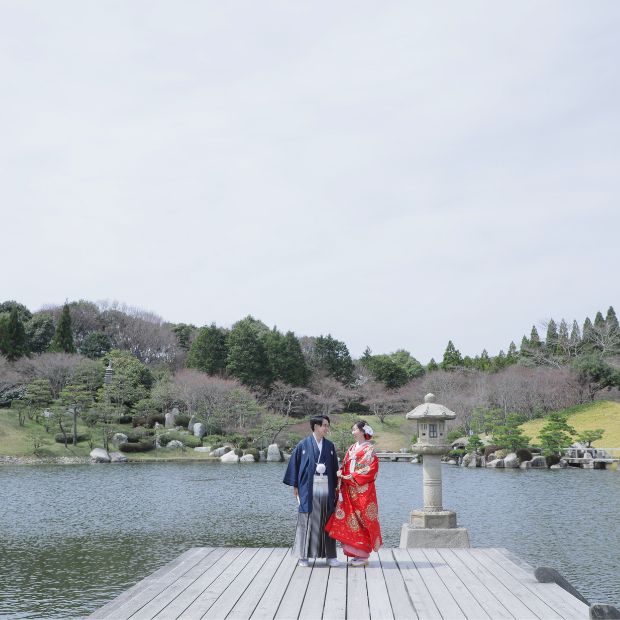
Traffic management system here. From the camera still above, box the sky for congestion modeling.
[1,1,619,363]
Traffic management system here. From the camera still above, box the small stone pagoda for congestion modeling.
[400,393,470,548]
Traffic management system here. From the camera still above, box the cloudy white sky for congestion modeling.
[2,1,619,362]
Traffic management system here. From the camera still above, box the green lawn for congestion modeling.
[520,400,620,447]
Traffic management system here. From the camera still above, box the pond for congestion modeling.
[0,462,618,618]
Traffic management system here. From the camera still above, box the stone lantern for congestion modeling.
[400,393,470,548]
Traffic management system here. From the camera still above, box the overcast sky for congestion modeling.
[2,1,619,362]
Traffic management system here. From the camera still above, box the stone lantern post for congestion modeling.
[399,393,470,548]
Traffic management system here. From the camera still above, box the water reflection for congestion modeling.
[0,462,617,618]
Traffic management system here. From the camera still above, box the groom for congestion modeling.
[283,415,340,567]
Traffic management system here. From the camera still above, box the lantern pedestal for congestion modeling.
[400,393,470,549]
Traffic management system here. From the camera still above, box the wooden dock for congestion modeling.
[89,547,589,619]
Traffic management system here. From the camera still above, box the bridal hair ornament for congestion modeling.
[363,424,374,437]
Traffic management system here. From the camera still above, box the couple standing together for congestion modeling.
[283,415,383,567]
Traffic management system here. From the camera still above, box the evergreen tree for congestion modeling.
[0,301,32,323]
[557,319,569,357]
[520,335,530,354]
[478,349,491,371]
[569,320,581,356]
[538,413,576,457]
[3,307,28,361]
[492,413,531,452]
[25,314,55,353]
[582,317,594,352]
[389,349,425,379]
[314,334,355,384]
[594,311,605,329]
[80,331,112,359]
[362,354,409,389]
[263,329,310,386]
[427,358,439,372]
[606,306,619,331]
[440,340,463,370]
[50,304,75,353]
[507,341,518,364]
[171,323,194,351]
[227,317,272,387]
[492,350,507,371]
[187,323,228,375]
[545,319,558,352]
[529,326,542,349]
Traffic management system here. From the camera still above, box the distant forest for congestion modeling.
[1,299,619,437]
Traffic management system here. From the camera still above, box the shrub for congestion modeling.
[495,449,508,459]
[484,444,501,458]
[516,448,533,463]
[126,427,155,442]
[159,431,202,448]
[175,414,190,427]
[132,416,147,428]
[147,413,165,427]
[546,454,561,467]
[118,439,155,453]
[55,433,90,444]
[117,415,133,424]
[243,448,260,461]
[448,449,466,459]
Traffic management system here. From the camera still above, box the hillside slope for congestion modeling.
[520,400,620,448]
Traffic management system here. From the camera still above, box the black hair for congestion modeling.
[354,419,372,440]
[310,415,330,431]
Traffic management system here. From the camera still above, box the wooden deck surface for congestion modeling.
[89,547,589,619]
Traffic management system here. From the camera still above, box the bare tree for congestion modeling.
[359,380,408,423]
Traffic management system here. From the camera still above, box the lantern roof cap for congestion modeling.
[405,393,456,420]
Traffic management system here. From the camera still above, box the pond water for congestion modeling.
[0,462,618,619]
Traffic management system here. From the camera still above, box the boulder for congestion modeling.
[193,423,206,438]
[559,459,568,468]
[530,456,547,468]
[283,452,291,461]
[468,455,481,468]
[520,460,532,469]
[90,448,111,463]
[240,454,255,462]
[461,453,473,467]
[188,414,197,431]
[112,433,128,445]
[550,464,562,469]
[267,444,283,462]
[410,456,419,464]
[486,458,504,468]
[166,440,184,449]
[221,450,239,463]
[193,447,211,452]
[447,459,457,465]
[504,453,519,468]
[164,407,179,428]
[109,451,128,463]
[210,446,231,457]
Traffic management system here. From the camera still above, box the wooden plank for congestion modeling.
[249,552,299,619]
[420,548,491,619]
[392,548,440,619]
[378,548,419,620]
[347,555,370,620]
[274,558,315,620]
[366,552,394,620]
[88,548,208,619]
[435,548,514,620]
[488,549,589,619]
[227,548,289,620]
[131,548,229,620]
[450,549,550,620]
[177,548,260,619]
[406,548,467,619]
[152,548,244,619]
[467,548,564,620]
[298,561,330,620]
[322,548,347,620]
[202,548,275,619]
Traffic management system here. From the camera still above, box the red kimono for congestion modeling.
[325,441,382,557]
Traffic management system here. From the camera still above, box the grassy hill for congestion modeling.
[520,400,620,448]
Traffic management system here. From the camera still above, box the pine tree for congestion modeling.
[594,311,605,329]
[569,320,581,356]
[263,329,310,386]
[441,341,463,370]
[314,334,355,384]
[50,304,75,353]
[478,349,491,371]
[529,326,542,349]
[520,335,530,354]
[226,317,272,387]
[582,317,594,350]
